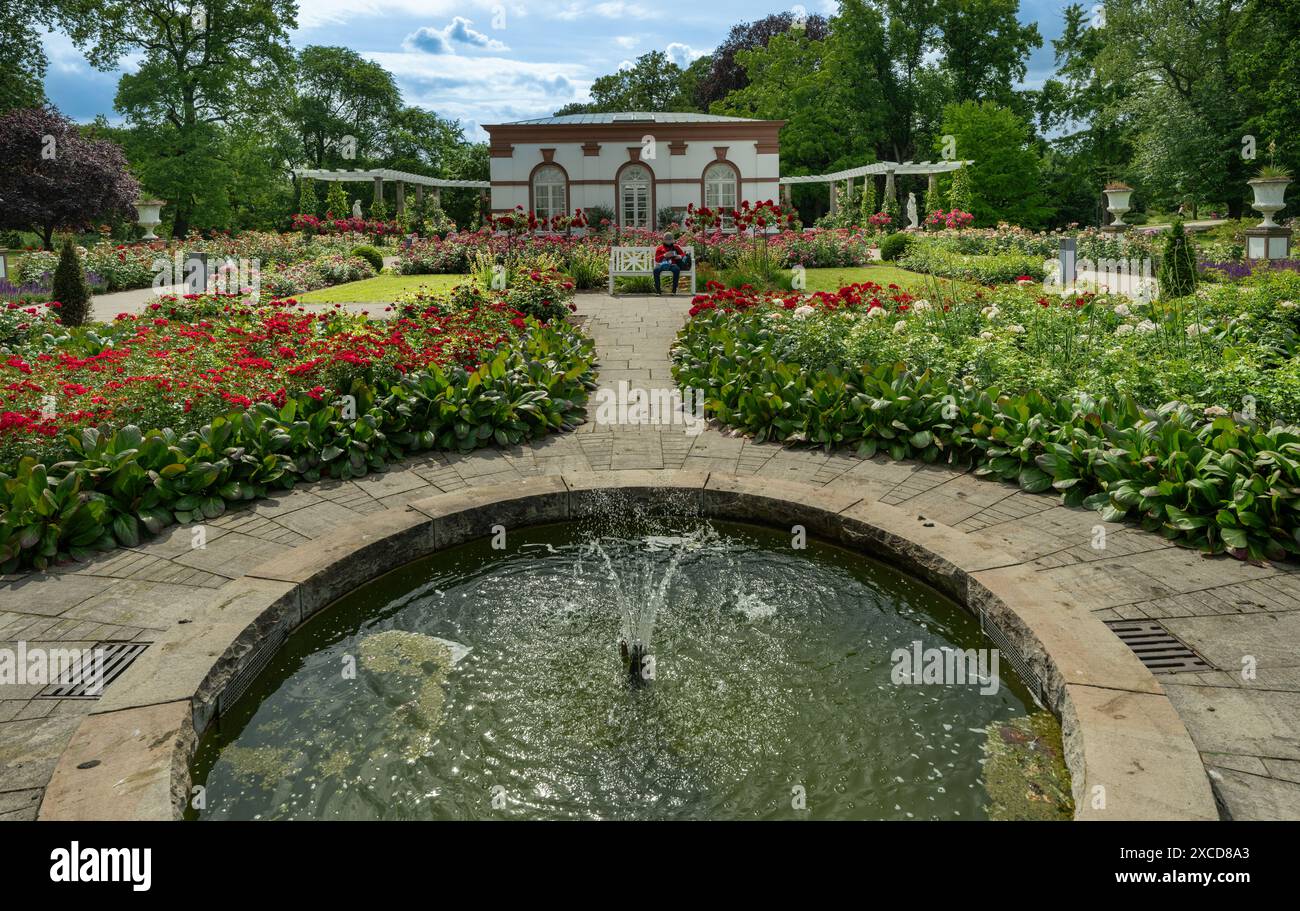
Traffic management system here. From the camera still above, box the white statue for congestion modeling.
[352,198,363,219]
[907,193,919,229]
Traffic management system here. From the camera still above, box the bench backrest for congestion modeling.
[609,246,695,273]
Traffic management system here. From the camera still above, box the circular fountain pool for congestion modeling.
[191,519,1071,820]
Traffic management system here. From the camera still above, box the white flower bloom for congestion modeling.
[981,305,1000,320]
[793,305,816,319]
[1135,319,1157,334]
[1008,324,1026,335]
[865,306,886,319]
[1114,303,1132,318]
[979,331,994,340]
[912,299,931,312]
[1115,324,1133,336]
[893,320,907,334]
[1186,323,1209,337]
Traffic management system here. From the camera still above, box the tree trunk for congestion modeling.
[42,224,55,250]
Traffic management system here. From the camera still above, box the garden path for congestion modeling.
[3,292,1299,821]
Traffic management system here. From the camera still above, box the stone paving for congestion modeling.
[3,292,1299,821]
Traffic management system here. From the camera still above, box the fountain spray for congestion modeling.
[620,639,651,687]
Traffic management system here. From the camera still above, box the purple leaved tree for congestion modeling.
[0,106,140,249]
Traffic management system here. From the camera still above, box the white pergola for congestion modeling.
[779,159,973,215]
[292,168,491,215]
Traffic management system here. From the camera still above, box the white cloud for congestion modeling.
[296,1,525,30]
[405,17,510,54]
[665,42,707,67]
[548,1,650,22]
[614,36,638,49]
[593,1,651,18]
[368,50,591,138]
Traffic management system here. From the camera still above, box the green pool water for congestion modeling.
[191,519,1070,820]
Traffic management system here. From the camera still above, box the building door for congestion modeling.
[619,165,652,229]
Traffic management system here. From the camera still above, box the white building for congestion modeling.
[483,112,784,230]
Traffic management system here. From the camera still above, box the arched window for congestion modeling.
[532,164,567,222]
[619,164,653,229]
[703,162,739,217]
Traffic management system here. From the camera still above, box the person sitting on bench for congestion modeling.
[654,232,689,294]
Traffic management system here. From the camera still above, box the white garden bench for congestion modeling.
[608,246,696,296]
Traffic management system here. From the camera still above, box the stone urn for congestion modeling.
[1248,176,1291,228]
[1103,184,1134,228]
[135,200,165,240]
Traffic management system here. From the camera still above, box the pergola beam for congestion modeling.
[293,167,490,189]
[780,159,972,185]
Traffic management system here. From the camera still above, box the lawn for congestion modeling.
[291,265,960,304]
[803,265,977,294]
[295,272,470,303]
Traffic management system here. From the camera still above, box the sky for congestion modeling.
[41,0,1074,142]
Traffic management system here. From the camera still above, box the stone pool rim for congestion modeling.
[37,470,1219,822]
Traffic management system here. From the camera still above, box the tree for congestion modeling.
[1036,4,1133,227]
[58,0,298,236]
[0,107,140,249]
[51,236,92,327]
[297,176,319,217]
[694,11,832,109]
[1231,0,1300,182]
[325,182,349,219]
[860,178,877,224]
[0,0,56,111]
[947,165,971,212]
[938,100,1050,226]
[1096,0,1252,217]
[291,45,402,168]
[1158,219,1197,298]
[580,52,696,113]
[382,106,468,175]
[716,29,879,178]
[937,0,1041,107]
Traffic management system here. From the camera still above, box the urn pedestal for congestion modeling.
[1102,186,1134,233]
[1246,177,1292,261]
[134,200,165,241]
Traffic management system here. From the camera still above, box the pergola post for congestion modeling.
[432,187,441,209]
[781,184,792,208]
[884,169,896,213]
[828,181,838,215]
[396,181,406,216]
[373,175,383,207]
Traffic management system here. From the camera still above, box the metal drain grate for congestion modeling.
[217,624,288,718]
[36,642,150,699]
[1104,620,1212,673]
[979,609,1046,707]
